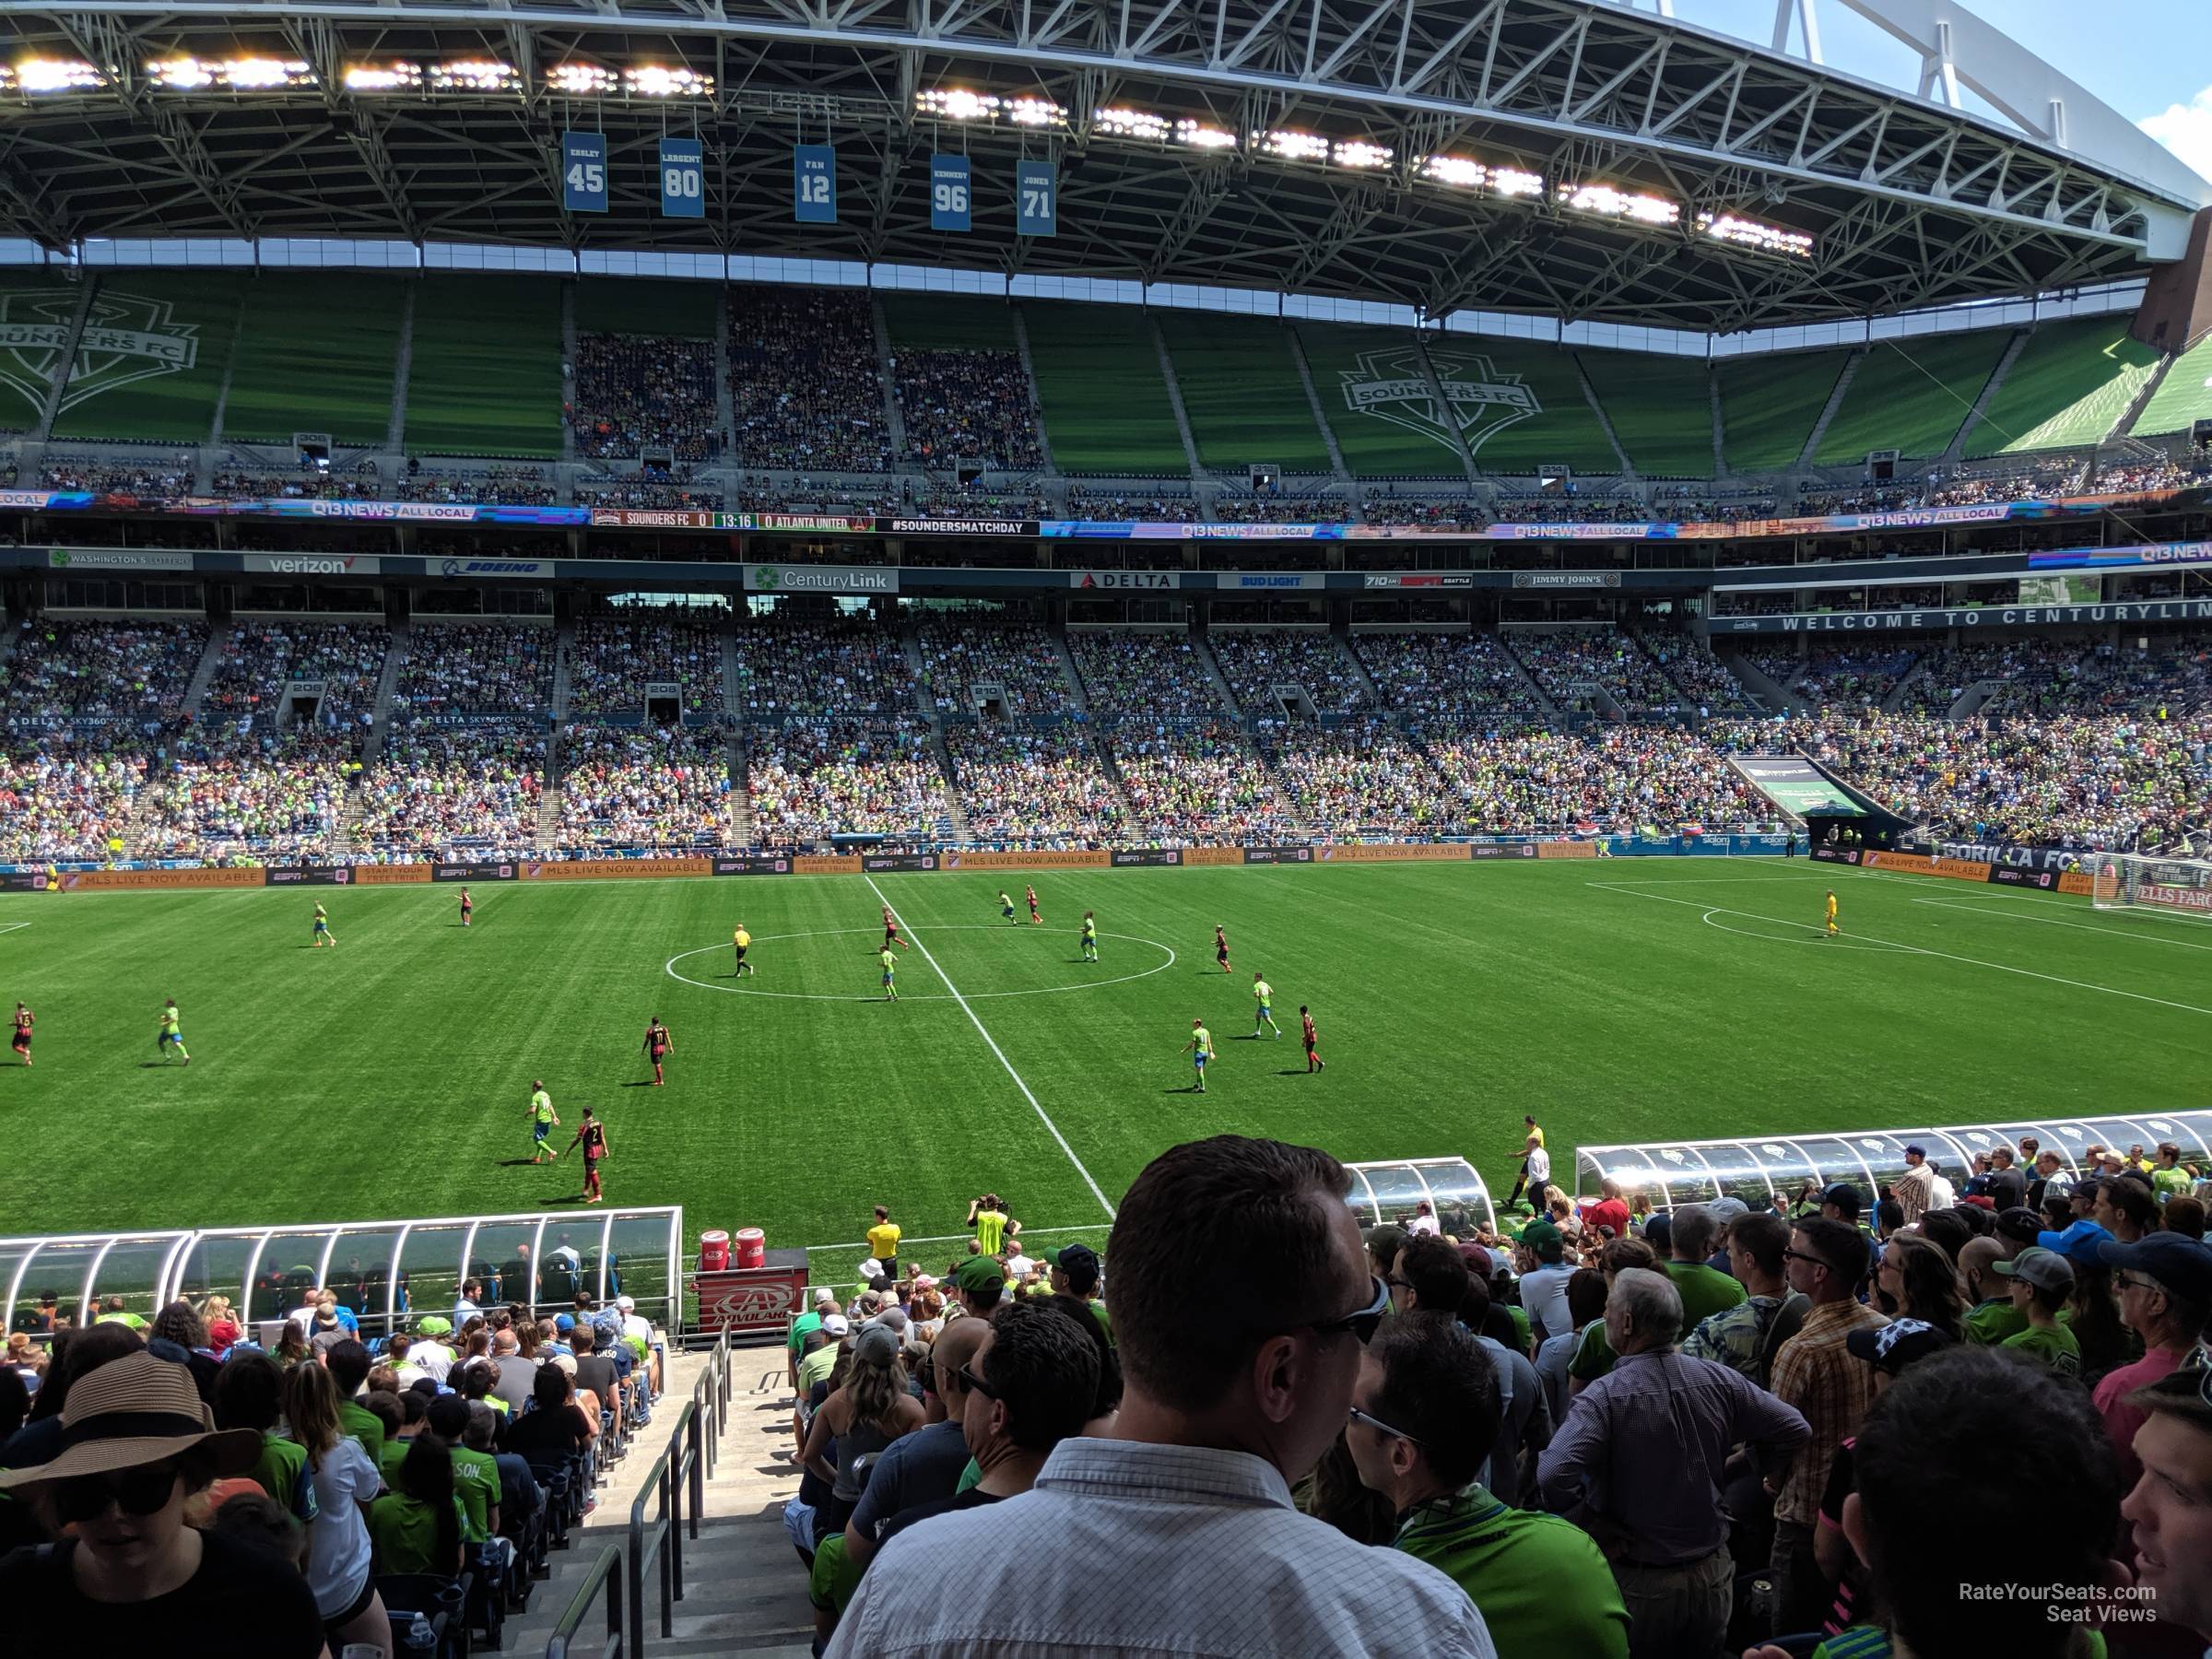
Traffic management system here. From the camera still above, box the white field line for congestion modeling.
[0,923,29,936]
[1596,883,2212,1017]
[866,875,1116,1220]
[1909,897,2212,954]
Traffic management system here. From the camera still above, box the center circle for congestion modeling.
[665,925,1179,1003]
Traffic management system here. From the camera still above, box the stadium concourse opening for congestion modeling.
[1,1207,682,1340]
[1576,1112,2212,1213]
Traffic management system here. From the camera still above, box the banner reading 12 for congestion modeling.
[794,145,837,223]
[561,132,607,213]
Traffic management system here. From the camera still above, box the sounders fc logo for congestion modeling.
[1339,347,1539,459]
[0,286,198,418]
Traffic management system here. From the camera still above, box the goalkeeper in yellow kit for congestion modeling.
[1824,889,1839,937]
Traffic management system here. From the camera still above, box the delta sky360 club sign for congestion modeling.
[0,286,199,418]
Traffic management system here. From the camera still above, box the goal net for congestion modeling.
[2089,852,2212,917]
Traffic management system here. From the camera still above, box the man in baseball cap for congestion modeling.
[1991,1248,2080,1376]
[1819,1183,1864,1224]
[2093,1233,2212,1479]
[0,1351,326,1651]
[952,1255,1005,1316]
[1046,1243,1111,1341]
[1992,1206,2042,1257]
[1845,1316,1957,1378]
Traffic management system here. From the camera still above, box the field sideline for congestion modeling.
[0,858,2202,1254]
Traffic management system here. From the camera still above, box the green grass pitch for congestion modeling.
[1,861,2202,1261]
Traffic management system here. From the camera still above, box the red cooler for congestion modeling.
[700,1230,730,1272]
[735,1228,765,1269]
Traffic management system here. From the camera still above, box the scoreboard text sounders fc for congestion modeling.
[558,129,1053,232]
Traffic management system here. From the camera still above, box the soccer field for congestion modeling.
[1,859,2203,1262]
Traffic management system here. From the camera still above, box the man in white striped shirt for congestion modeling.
[829,1135,1495,1659]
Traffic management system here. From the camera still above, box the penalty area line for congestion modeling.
[866,875,1117,1221]
[1597,884,2212,1017]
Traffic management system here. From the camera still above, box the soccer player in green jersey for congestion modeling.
[1182,1018,1213,1093]
[311,903,336,947]
[157,997,190,1065]
[880,946,899,1001]
[998,890,1017,924]
[528,1081,559,1162]
[1080,911,1098,962]
[1252,971,1281,1039]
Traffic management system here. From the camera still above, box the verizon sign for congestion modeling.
[244,554,382,576]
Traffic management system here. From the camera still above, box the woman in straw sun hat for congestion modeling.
[0,1350,327,1653]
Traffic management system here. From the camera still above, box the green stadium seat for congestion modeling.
[225,274,405,449]
[2129,330,2212,439]
[404,275,564,459]
[1155,312,1332,475]
[575,277,718,340]
[51,272,245,444]
[1020,300,1187,475]
[0,271,76,434]
[1962,317,2159,457]
[881,293,1016,351]
[1814,331,2008,464]
[1579,349,1713,477]
[1718,349,1849,473]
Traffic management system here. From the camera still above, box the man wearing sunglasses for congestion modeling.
[2095,1234,2212,1487]
[0,1350,327,1653]
[827,1134,1495,1658]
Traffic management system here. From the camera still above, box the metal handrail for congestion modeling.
[544,1543,626,1659]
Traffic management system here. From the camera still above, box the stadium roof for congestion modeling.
[0,0,2202,331]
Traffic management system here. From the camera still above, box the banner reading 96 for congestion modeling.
[930,154,971,232]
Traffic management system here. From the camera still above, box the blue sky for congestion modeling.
[1659,0,2212,182]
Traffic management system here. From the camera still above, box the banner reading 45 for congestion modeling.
[561,132,607,213]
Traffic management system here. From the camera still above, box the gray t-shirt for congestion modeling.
[1517,1265,1575,1346]
[846,1419,973,1547]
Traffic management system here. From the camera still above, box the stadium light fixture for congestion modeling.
[1333,140,1394,170]
[343,64,420,91]
[624,65,711,97]
[1262,130,1330,162]
[1698,211,1814,258]
[1006,97,1065,128]
[1176,119,1238,150]
[15,57,100,93]
[547,63,618,96]
[1096,107,1170,141]
[1422,156,1489,189]
[430,60,519,93]
[1492,166,1545,198]
[1561,182,1679,228]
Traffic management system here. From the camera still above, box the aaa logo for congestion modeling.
[1339,347,1539,458]
[0,286,198,417]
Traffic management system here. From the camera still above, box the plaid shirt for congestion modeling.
[1769,1300,1888,1526]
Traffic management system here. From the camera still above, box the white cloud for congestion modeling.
[2140,84,2212,184]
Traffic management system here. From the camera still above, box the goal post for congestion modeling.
[2089,852,2212,917]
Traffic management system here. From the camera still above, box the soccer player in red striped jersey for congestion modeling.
[882,905,906,952]
[1300,1006,1325,1074]
[10,1002,30,1067]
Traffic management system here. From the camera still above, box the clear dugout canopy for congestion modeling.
[6,1206,683,1339]
[1344,1158,1496,1237]
[1574,1113,2212,1213]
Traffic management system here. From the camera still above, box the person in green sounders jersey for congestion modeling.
[2151,1142,2195,1203]
[310,902,336,947]
[967,1194,1017,1254]
[370,1437,465,1578]
[1994,1248,2081,1377]
[879,946,899,1001]
[1251,972,1281,1039]
[526,1079,559,1163]
[212,1352,316,1525]
[1182,1018,1213,1092]
[1349,1316,1629,1659]
[1079,911,1098,962]
[156,997,190,1065]
[998,890,1017,924]
[1958,1238,2029,1346]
